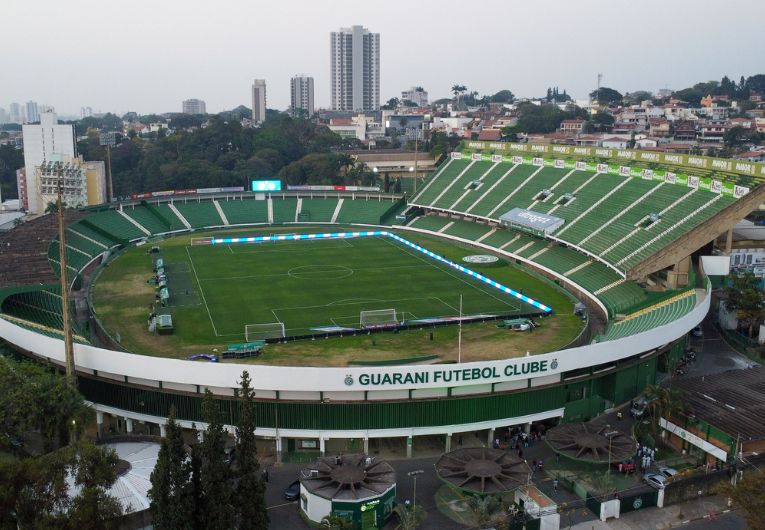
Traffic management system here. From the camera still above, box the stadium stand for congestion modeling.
[173,201,226,229]
[411,158,736,275]
[0,213,84,288]
[335,197,402,225]
[218,198,269,225]
[408,215,453,232]
[298,198,339,223]
[81,210,146,242]
[122,204,174,234]
[599,289,697,341]
[271,197,298,224]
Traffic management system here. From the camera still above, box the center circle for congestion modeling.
[288,264,354,280]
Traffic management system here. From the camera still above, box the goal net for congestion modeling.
[360,308,398,329]
[245,322,286,341]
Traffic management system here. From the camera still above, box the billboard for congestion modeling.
[252,180,282,192]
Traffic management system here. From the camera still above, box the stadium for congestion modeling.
[1,141,763,461]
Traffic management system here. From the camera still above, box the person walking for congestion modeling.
[553,478,558,492]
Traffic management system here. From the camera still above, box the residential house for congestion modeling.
[559,118,585,134]
[648,118,670,137]
[697,123,727,144]
[672,120,697,142]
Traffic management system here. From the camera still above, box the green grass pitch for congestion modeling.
[185,235,542,338]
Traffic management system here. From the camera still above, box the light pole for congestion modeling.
[407,469,424,516]
[55,162,76,389]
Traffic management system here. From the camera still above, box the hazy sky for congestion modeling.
[3,0,764,116]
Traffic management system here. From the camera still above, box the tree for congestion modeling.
[589,87,623,105]
[198,389,235,530]
[451,84,467,105]
[382,98,400,110]
[643,385,688,427]
[726,272,765,337]
[67,441,122,529]
[623,91,654,105]
[234,371,269,530]
[322,512,354,529]
[393,503,426,530]
[716,469,765,530]
[489,89,515,103]
[589,112,615,132]
[149,406,192,529]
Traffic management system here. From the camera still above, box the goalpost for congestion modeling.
[245,322,286,341]
[360,308,398,329]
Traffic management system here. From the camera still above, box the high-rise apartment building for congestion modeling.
[21,112,76,213]
[290,75,315,118]
[330,25,380,112]
[182,98,207,114]
[9,103,23,124]
[25,101,39,123]
[251,79,267,124]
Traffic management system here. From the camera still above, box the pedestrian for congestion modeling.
[537,460,543,472]
[618,462,623,473]
[518,449,523,459]
[556,452,560,464]
[262,467,269,482]
[617,411,623,421]
[553,478,558,492]
[532,459,537,470]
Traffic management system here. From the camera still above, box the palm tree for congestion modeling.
[321,513,353,529]
[451,84,467,105]
[643,385,688,427]
[467,495,499,528]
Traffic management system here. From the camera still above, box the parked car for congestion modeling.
[658,466,678,479]
[284,480,301,501]
[644,473,667,489]
[630,397,649,419]
[691,325,703,337]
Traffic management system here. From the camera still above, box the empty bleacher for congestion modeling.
[412,158,739,275]
[218,198,269,225]
[599,290,697,341]
[122,204,174,234]
[299,198,339,223]
[82,210,146,241]
[173,201,226,229]
[271,197,298,224]
[335,197,400,225]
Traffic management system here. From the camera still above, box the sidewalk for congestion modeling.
[570,495,732,529]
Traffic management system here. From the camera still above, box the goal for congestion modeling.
[360,308,398,329]
[245,322,286,341]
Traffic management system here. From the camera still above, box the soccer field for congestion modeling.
[183,234,541,339]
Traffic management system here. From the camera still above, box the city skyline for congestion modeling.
[3,0,765,115]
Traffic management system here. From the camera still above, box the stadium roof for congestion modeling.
[672,366,765,442]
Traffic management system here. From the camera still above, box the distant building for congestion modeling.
[290,75,315,118]
[80,107,93,119]
[401,87,428,107]
[21,112,76,213]
[330,25,380,112]
[25,101,39,123]
[252,79,267,124]
[182,99,206,114]
[9,103,22,124]
[0,107,7,124]
[559,118,586,134]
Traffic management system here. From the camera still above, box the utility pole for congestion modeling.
[56,162,76,388]
[407,470,424,518]
[595,73,603,114]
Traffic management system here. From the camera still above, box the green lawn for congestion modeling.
[91,226,584,365]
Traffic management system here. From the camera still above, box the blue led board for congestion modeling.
[251,180,282,192]
[210,230,552,313]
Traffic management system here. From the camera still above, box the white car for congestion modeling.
[658,466,678,478]
[644,473,667,489]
